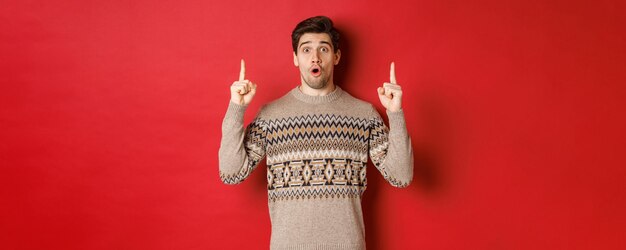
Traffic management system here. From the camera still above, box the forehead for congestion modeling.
[298,33,332,47]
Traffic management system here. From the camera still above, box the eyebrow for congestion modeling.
[320,41,332,47]
[298,41,312,48]
[298,41,333,49]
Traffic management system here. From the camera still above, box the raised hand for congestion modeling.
[377,62,403,112]
[230,59,257,105]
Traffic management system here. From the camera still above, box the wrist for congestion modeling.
[387,106,402,112]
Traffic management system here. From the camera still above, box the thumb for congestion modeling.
[377,87,385,96]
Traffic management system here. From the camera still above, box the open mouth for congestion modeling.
[310,66,321,76]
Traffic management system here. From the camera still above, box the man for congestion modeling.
[219,16,413,250]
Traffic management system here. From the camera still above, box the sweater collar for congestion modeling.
[290,85,343,104]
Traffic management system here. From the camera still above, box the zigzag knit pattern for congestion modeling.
[218,87,414,249]
[220,112,409,201]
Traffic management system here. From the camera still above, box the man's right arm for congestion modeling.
[218,103,266,184]
[218,59,265,185]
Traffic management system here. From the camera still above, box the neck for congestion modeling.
[291,84,343,104]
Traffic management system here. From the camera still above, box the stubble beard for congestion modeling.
[302,72,330,90]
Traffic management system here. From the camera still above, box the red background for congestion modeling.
[2,0,625,249]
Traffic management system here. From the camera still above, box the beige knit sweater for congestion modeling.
[219,86,414,250]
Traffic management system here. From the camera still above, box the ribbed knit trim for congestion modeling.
[386,109,406,131]
[227,101,248,113]
[225,102,248,125]
[271,242,365,250]
[290,85,343,104]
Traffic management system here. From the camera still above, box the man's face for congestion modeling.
[293,33,341,89]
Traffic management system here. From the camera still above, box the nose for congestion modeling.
[311,51,321,64]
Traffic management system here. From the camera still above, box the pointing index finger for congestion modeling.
[390,62,396,84]
[239,59,245,81]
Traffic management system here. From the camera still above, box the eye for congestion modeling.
[302,48,310,53]
[320,47,329,53]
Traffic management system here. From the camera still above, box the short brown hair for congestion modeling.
[291,16,340,54]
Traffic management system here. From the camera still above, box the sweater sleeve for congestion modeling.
[368,106,414,188]
[218,102,267,185]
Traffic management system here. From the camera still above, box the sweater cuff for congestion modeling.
[385,109,407,131]
[225,102,248,125]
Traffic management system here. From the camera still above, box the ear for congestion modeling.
[334,49,341,65]
[293,52,299,67]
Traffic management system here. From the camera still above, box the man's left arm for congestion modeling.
[370,62,414,188]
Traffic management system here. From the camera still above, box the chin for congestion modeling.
[306,77,330,89]
[306,81,326,89]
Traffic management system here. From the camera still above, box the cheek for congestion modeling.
[298,63,308,73]
[324,54,336,63]
[297,57,307,65]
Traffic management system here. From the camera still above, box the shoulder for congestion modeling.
[255,90,294,118]
[337,89,379,118]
